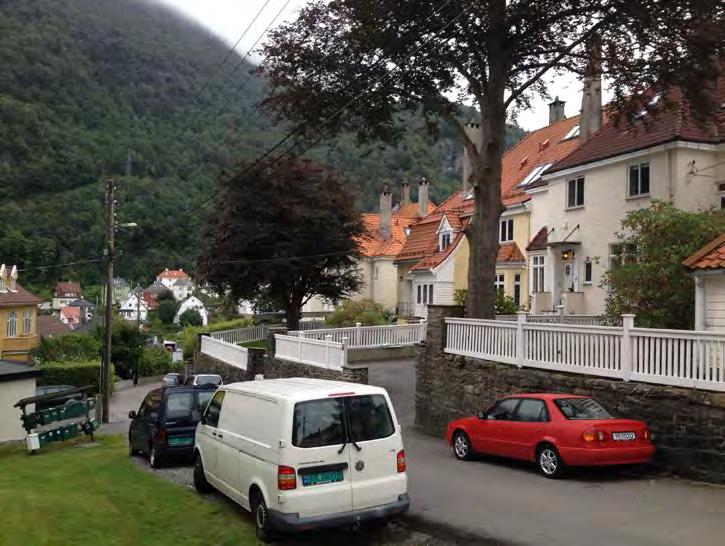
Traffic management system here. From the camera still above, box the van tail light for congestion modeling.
[582,430,607,442]
[154,427,167,445]
[278,466,297,490]
[396,449,406,473]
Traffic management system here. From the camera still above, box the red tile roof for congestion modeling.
[527,226,549,252]
[358,201,436,259]
[0,283,43,306]
[157,269,190,280]
[683,233,725,270]
[37,315,72,337]
[60,306,81,321]
[551,80,724,173]
[53,281,81,296]
[498,242,526,263]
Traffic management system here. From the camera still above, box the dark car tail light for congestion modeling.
[155,427,167,445]
[278,466,297,490]
[396,449,406,473]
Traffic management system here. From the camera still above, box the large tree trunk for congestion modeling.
[465,74,507,319]
[285,295,303,332]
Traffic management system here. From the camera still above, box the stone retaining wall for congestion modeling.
[417,305,725,483]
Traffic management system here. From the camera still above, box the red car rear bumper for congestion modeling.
[559,444,655,466]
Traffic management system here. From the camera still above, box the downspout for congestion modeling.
[667,148,675,202]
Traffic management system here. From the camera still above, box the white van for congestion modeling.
[193,378,409,540]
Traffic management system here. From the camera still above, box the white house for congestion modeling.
[684,233,725,331]
[119,293,149,323]
[527,77,724,316]
[51,281,81,311]
[156,269,193,301]
[174,296,208,326]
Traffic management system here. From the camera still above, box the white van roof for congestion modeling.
[222,378,388,403]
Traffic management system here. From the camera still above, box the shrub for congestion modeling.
[326,299,388,328]
[158,299,179,325]
[453,289,520,315]
[138,347,176,377]
[36,360,106,393]
[179,308,203,327]
[179,317,255,360]
[31,333,100,362]
[157,288,176,302]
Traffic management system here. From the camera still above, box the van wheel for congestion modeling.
[128,435,139,456]
[537,444,565,479]
[452,431,473,461]
[252,491,278,542]
[149,444,162,469]
[193,453,211,493]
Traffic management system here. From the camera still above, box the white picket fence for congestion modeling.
[274,333,347,370]
[496,314,612,326]
[200,335,248,370]
[210,324,268,345]
[445,313,725,392]
[287,322,426,349]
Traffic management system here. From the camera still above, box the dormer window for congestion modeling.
[439,232,451,252]
[518,163,553,188]
[562,125,580,140]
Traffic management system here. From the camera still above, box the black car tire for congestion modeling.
[128,435,139,456]
[252,491,278,542]
[149,443,162,469]
[193,453,212,493]
[536,444,565,479]
[452,431,474,461]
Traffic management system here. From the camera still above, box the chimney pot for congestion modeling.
[579,37,603,140]
[549,96,566,124]
[401,181,411,207]
[418,177,430,217]
[379,184,392,238]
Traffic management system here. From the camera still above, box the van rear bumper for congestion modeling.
[268,494,410,532]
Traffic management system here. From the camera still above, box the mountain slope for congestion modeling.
[0,0,524,288]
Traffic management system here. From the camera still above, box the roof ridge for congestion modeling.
[683,232,725,268]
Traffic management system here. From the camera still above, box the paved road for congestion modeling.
[108,366,725,546]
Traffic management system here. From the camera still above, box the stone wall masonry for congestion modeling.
[417,305,725,483]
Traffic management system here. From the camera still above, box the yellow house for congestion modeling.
[0,264,42,362]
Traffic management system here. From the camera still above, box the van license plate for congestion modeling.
[168,436,193,446]
[302,469,344,486]
[612,432,636,441]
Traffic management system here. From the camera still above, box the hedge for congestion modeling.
[138,347,180,377]
[36,360,108,393]
[179,317,255,360]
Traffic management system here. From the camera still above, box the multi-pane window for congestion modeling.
[609,243,638,270]
[439,232,451,251]
[494,274,505,294]
[567,177,585,208]
[628,163,650,197]
[499,219,514,242]
[532,256,545,293]
[417,285,422,304]
[584,258,593,284]
[514,274,521,305]
[6,310,17,337]
[428,284,434,304]
[22,310,32,335]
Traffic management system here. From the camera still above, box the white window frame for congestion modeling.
[531,255,546,293]
[566,176,585,209]
[718,183,725,210]
[609,243,637,270]
[499,218,514,243]
[439,232,451,252]
[583,257,593,285]
[22,309,32,335]
[494,274,505,294]
[7,310,17,337]
[628,162,651,198]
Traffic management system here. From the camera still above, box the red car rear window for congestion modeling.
[554,398,613,420]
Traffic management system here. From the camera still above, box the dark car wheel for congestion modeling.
[252,491,278,542]
[149,444,163,469]
[452,431,474,461]
[193,453,212,493]
[537,444,565,479]
[128,434,139,456]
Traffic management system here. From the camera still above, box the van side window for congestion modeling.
[204,391,225,428]
[292,399,346,448]
[348,395,394,442]
[146,391,162,421]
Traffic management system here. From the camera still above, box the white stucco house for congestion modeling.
[174,296,208,326]
[119,293,149,323]
[156,269,193,301]
[684,233,725,331]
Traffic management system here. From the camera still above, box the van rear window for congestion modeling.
[165,392,195,421]
[292,395,394,448]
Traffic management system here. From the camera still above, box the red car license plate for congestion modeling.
[612,432,636,441]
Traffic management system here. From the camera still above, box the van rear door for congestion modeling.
[288,397,353,518]
[346,394,407,511]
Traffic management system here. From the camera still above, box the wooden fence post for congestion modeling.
[325,335,332,369]
[516,311,527,368]
[341,337,349,368]
[557,304,565,323]
[621,314,635,381]
[297,333,302,363]
[355,322,362,347]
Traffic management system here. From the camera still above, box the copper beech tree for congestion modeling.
[197,157,365,331]
[260,0,722,318]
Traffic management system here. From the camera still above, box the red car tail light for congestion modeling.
[278,465,297,490]
[154,427,167,444]
[582,430,607,442]
[396,450,406,473]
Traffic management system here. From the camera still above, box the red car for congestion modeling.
[446,394,654,478]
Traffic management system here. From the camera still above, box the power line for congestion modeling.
[17,258,104,273]
[185,0,464,222]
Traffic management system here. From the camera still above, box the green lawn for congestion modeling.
[239,340,267,349]
[0,435,256,546]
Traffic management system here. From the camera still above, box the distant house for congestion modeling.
[52,281,81,310]
[68,298,96,322]
[156,269,193,301]
[101,277,131,305]
[36,315,72,338]
[59,306,81,329]
[684,234,725,331]
[119,293,149,323]
[141,280,168,311]
[0,264,42,362]
[174,296,208,326]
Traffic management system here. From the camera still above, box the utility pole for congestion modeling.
[134,285,141,385]
[102,179,116,424]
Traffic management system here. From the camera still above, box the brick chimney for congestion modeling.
[462,120,481,192]
[379,184,392,238]
[579,37,603,140]
[549,97,566,124]
[418,177,430,217]
[401,180,411,206]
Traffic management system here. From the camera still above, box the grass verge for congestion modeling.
[0,435,256,546]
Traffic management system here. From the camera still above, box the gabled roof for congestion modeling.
[0,283,43,306]
[60,306,81,320]
[357,204,433,258]
[527,226,549,252]
[498,242,526,263]
[683,233,725,270]
[37,315,72,337]
[157,269,190,280]
[550,79,724,173]
[53,281,81,295]
[68,298,95,308]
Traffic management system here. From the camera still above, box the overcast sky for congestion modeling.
[159,0,595,130]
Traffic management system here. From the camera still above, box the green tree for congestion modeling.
[157,299,179,325]
[327,299,388,327]
[261,0,722,319]
[94,320,144,380]
[179,309,203,327]
[198,157,365,331]
[603,201,725,329]
[156,289,175,302]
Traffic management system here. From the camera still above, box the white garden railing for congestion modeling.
[287,322,426,349]
[445,313,725,392]
[210,324,268,345]
[200,335,248,370]
[496,314,613,326]
[274,333,347,370]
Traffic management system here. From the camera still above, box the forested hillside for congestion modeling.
[0,0,525,289]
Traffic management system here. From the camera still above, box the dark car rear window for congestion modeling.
[164,392,197,423]
[555,398,613,420]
